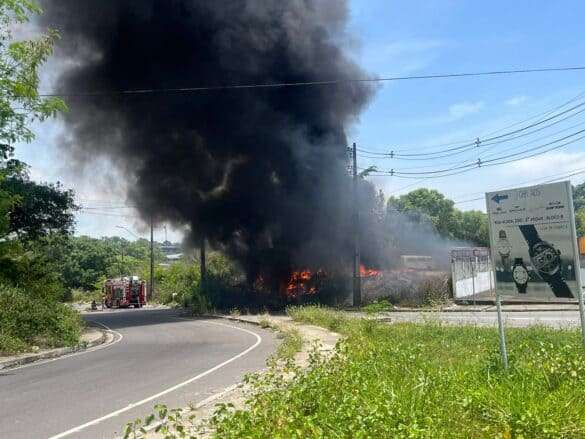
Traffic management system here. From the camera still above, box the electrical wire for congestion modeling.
[78,210,140,219]
[370,131,585,179]
[369,127,585,176]
[453,164,585,201]
[454,168,585,205]
[364,117,585,173]
[383,89,585,155]
[359,104,585,165]
[38,65,585,98]
[359,99,585,158]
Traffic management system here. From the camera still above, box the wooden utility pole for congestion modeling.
[200,236,207,292]
[352,142,361,307]
[149,216,154,301]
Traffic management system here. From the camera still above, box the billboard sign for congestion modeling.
[486,181,581,299]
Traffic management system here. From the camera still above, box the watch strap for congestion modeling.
[519,225,540,247]
[549,274,573,298]
[516,282,527,294]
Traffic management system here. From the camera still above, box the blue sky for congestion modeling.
[15,0,585,239]
[347,0,585,207]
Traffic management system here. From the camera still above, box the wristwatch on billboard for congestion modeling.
[512,257,528,294]
[518,224,573,298]
[496,229,512,270]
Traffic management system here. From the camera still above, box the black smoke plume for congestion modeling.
[40,1,374,286]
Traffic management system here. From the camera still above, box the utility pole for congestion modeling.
[150,216,154,301]
[200,236,207,292]
[352,142,361,307]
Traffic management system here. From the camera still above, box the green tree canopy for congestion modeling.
[0,0,66,159]
[386,188,489,246]
[387,188,458,238]
[1,165,76,240]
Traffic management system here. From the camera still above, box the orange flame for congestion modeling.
[360,264,381,277]
[285,269,321,297]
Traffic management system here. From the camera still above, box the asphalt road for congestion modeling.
[384,310,583,328]
[0,309,276,439]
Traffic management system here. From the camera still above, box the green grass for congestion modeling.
[361,298,394,314]
[212,306,585,438]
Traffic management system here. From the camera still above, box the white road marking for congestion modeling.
[48,319,263,439]
[5,321,123,372]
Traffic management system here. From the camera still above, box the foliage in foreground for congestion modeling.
[213,306,585,438]
[0,283,83,354]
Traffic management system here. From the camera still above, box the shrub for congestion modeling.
[0,283,83,354]
[361,298,393,314]
[156,261,209,314]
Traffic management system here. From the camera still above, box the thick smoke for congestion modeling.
[40,1,374,285]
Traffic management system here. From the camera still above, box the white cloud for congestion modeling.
[448,101,485,120]
[505,95,528,107]
[359,38,448,74]
[504,151,585,176]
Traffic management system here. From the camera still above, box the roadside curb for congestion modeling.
[361,306,581,313]
[210,314,274,326]
[0,327,107,371]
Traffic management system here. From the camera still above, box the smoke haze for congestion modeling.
[39,0,375,283]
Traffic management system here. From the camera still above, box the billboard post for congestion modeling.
[495,294,508,369]
[567,183,585,348]
[486,181,585,357]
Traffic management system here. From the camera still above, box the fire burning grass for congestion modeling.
[283,265,381,299]
[212,307,585,438]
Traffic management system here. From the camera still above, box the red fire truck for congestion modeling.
[103,276,146,309]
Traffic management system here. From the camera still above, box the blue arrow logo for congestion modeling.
[491,194,509,204]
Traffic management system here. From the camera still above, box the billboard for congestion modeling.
[486,181,581,299]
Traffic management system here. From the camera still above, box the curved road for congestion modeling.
[0,309,276,439]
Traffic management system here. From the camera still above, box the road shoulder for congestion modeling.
[0,326,109,371]
[139,314,340,439]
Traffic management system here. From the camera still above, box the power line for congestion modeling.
[38,65,585,98]
[78,210,140,219]
[360,104,585,166]
[360,99,585,159]
[367,115,585,173]
[454,168,585,205]
[378,128,585,176]
[453,163,585,201]
[81,205,138,210]
[370,131,585,179]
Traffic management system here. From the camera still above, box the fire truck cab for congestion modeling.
[103,276,146,309]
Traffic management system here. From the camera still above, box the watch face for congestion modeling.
[497,239,511,256]
[531,242,561,275]
[513,266,529,284]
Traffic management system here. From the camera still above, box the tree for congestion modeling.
[0,166,76,240]
[454,210,489,247]
[387,188,458,238]
[386,188,490,247]
[0,0,67,238]
[0,0,66,159]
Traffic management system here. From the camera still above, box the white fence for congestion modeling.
[451,247,495,301]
